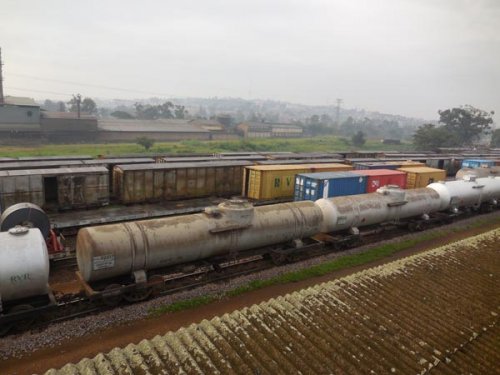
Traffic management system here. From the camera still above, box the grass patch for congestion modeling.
[0,136,412,157]
[147,231,445,317]
[149,295,217,317]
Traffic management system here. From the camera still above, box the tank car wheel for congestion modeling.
[9,304,35,331]
[123,288,153,303]
[102,284,123,307]
[270,251,288,265]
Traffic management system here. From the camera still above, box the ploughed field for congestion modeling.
[43,227,499,374]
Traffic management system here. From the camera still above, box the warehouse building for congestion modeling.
[237,121,304,138]
[97,119,211,142]
[0,95,41,143]
[40,111,98,142]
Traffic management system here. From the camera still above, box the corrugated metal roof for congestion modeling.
[99,119,209,133]
[2,95,39,107]
[0,166,108,177]
[46,228,500,375]
[115,160,252,171]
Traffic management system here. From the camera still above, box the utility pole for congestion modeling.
[335,98,343,126]
[72,94,82,118]
[0,48,4,104]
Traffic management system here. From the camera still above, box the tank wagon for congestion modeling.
[75,176,500,299]
[0,227,54,335]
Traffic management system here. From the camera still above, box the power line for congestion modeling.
[6,86,76,96]
[8,73,174,97]
[5,86,146,101]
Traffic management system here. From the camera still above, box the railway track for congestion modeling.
[3,212,463,338]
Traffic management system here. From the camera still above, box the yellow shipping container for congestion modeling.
[397,166,447,189]
[244,163,352,200]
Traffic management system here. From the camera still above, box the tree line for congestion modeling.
[413,105,496,150]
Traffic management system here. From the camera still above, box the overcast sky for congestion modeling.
[1,0,499,120]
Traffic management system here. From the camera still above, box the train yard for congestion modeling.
[1,150,500,373]
[1,211,499,374]
[1,170,500,335]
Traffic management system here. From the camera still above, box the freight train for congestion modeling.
[1,152,489,212]
[2,175,500,335]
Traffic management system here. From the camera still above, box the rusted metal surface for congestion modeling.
[0,167,109,210]
[114,161,252,203]
[48,228,500,375]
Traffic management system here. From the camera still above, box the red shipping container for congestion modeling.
[352,169,407,192]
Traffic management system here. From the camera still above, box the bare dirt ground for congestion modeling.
[1,215,499,375]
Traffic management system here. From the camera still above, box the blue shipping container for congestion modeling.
[294,171,367,201]
[461,159,495,168]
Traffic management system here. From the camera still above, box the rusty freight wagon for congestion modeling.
[243,163,353,200]
[0,166,109,211]
[113,160,252,203]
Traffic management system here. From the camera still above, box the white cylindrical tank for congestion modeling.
[77,200,324,282]
[455,167,500,180]
[0,227,50,302]
[428,176,500,210]
[315,187,443,233]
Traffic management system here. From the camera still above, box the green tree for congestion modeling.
[111,110,135,119]
[135,101,175,120]
[412,124,456,150]
[490,129,500,148]
[67,94,82,113]
[136,136,154,151]
[67,95,97,115]
[351,130,366,147]
[438,105,493,146]
[81,97,98,114]
[174,105,187,119]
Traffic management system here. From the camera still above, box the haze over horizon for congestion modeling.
[1,0,499,121]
